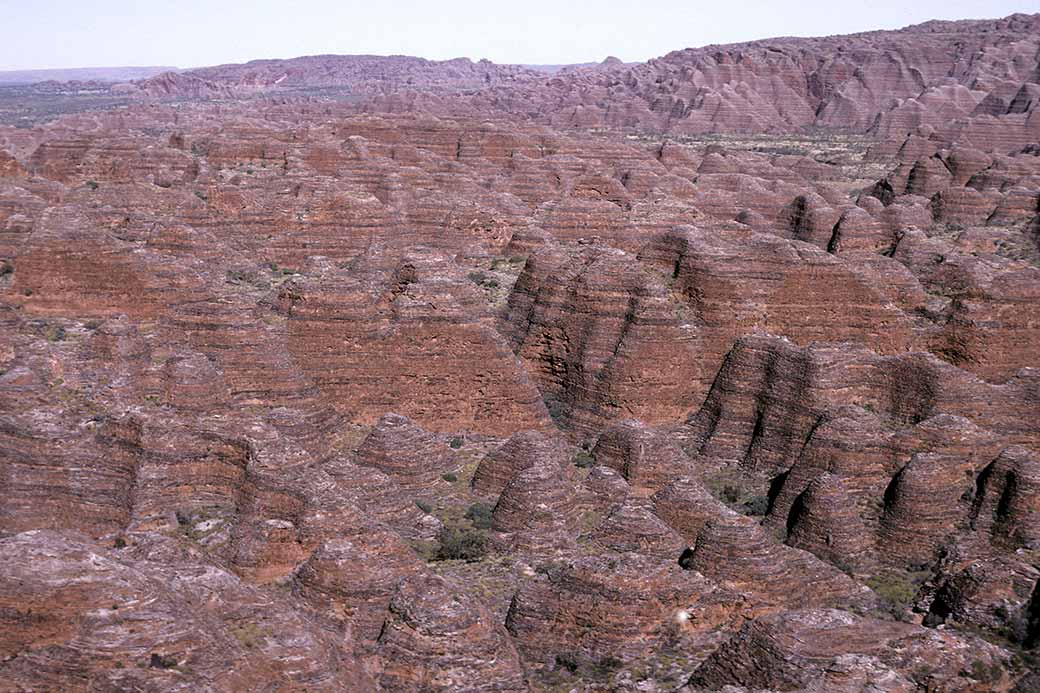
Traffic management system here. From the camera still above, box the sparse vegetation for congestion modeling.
[553,651,623,681]
[573,451,596,468]
[555,652,580,673]
[966,658,1004,685]
[742,494,769,516]
[149,653,177,669]
[545,398,567,425]
[226,269,259,285]
[866,570,929,620]
[465,502,494,530]
[705,474,772,517]
[490,256,526,271]
[434,527,488,562]
[467,270,500,289]
[592,655,624,679]
[231,623,266,650]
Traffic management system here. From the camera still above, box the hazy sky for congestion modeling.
[1,0,1037,71]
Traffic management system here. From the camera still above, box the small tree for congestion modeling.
[435,527,488,562]
[465,502,494,529]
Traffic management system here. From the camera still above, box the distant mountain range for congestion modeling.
[0,66,178,85]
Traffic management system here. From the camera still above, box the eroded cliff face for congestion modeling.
[1,12,1039,692]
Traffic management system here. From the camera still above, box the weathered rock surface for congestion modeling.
[375,573,527,691]
[652,475,728,545]
[926,557,1039,639]
[292,518,425,642]
[471,429,571,497]
[0,530,374,690]
[585,496,685,559]
[356,413,458,492]
[591,419,692,491]
[1,11,1039,692]
[491,458,581,554]
[136,54,542,99]
[502,239,701,433]
[505,552,735,666]
[685,509,870,612]
[688,608,1013,691]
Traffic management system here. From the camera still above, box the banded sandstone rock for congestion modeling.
[375,573,527,691]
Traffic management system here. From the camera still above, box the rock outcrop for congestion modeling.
[505,553,733,665]
[685,510,869,612]
[0,530,374,690]
[491,459,581,554]
[471,429,571,497]
[375,573,527,691]
[501,239,701,433]
[590,419,692,491]
[688,608,1012,691]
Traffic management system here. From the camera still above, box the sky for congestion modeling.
[1,0,1037,71]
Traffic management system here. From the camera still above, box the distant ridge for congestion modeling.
[130,55,539,97]
[0,66,178,85]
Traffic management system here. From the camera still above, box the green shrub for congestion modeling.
[546,398,567,425]
[466,271,499,289]
[867,573,916,604]
[434,527,488,562]
[552,652,622,680]
[555,652,580,673]
[867,571,926,620]
[742,494,769,516]
[149,653,177,669]
[226,269,257,285]
[967,658,1003,684]
[231,623,265,650]
[591,655,623,679]
[449,436,464,449]
[415,500,433,513]
[441,472,458,483]
[465,502,494,530]
[573,452,596,468]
